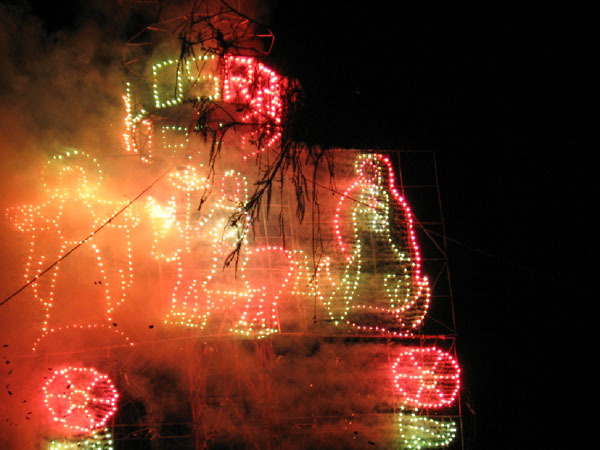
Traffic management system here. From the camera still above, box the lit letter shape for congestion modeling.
[222,54,283,159]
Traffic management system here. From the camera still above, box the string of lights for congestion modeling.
[397,407,457,449]
[327,153,431,333]
[1,22,464,445]
[43,367,119,434]
[1,155,173,309]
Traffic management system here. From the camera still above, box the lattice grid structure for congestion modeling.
[1,3,466,447]
[11,149,464,449]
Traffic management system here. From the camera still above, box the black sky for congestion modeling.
[272,2,595,447]
[3,0,597,448]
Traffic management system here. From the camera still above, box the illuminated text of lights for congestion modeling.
[327,153,430,333]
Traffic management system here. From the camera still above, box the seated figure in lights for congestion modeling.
[198,169,277,336]
[326,153,431,335]
[153,167,293,337]
[6,150,138,351]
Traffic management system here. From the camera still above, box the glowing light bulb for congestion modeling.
[43,366,119,434]
[392,347,461,409]
[326,153,430,334]
[222,54,283,159]
[6,150,138,351]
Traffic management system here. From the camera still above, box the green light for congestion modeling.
[398,408,457,449]
[47,427,114,449]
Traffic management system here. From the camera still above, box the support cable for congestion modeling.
[0,164,174,308]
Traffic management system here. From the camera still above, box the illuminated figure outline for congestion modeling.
[6,150,138,351]
[43,366,119,434]
[326,153,431,334]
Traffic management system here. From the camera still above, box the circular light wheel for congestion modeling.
[392,347,460,408]
[43,367,119,433]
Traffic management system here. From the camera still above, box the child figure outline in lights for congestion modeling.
[6,150,137,351]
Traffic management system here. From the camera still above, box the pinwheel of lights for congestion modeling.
[43,367,119,434]
[392,347,460,409]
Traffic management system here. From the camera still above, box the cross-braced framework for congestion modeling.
[0,3,467,447]
[1,149,467,449]
[106,150,467,449]
[120,0,330,256]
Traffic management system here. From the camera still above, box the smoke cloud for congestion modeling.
[0,2,458,449]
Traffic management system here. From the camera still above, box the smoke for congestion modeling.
[0,2,456,449]
[0,1,135,446]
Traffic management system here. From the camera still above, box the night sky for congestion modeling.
[266,2,595,448]
[2,0,596,448]
[268,2,596,448]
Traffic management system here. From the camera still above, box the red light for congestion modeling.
[43,366,119,434]
[392,347,460,409]
[222,54,283,159]
[327,153,431,331]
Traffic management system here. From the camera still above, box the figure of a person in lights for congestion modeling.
[327,153,431,335]
[146,164,214,328]
[152,165,281,337]
[198,169,272,336]
[6,150,138,350]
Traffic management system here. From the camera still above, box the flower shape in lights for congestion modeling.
[392,347,460,409]
[43,367,119,434]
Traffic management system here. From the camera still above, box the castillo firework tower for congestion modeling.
[0,1,465,448]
